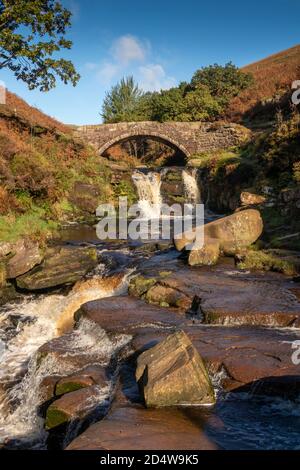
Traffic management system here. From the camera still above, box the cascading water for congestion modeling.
[0,268,132,448]
[182,169,201,204]
[132,170,162,219]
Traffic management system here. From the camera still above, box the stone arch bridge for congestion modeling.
[75,121,248,159]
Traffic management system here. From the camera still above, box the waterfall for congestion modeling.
[0,270,131,448]
[132,170,162,219]
[182,169,201,204]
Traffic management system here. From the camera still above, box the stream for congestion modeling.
[0,169,299,450]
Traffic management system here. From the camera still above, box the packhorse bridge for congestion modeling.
[75,121,249,158]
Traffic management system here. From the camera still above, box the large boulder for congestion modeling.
[188,238,220,266]
[136,330,215,407]
[175,209,263,255]
[16,246,97,290]
[6,240,43,279]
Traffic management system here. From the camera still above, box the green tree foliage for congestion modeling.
[102,76,146,123]
[101,63,253,123]
[191,62,253,108]
[0,0,80,91]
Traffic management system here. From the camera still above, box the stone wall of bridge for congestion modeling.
[75,121,250,158]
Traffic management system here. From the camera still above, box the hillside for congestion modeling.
[0,90,112,242]
[227,44,300,122]
[1,90,71,134]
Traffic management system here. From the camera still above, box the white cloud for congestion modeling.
[111,35,147,65]
[138,64,176,91]
[97,62,119,85]
[87,34,176,91]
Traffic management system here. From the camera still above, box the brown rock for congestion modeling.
[188,238,220,266]
[55,365,108,396]
[174,209,263,254]
[240,191,266,206]
[136,331,215,407]
[16,246,97,290]
[77,296,185,334]
[145,284,190,309]
[132,325,300,396]
[66,406,218,450]
[45,385,101,430]
[6,240,43,279]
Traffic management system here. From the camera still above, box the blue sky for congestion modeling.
[1,0,299,125]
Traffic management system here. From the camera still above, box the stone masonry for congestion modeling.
[75,121,250,158]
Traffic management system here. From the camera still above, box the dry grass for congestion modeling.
[227,44,300,121]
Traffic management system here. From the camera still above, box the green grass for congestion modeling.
[0,208,58,243]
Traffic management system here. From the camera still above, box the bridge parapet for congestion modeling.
[75,121,251,157]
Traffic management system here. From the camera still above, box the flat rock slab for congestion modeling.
[132,262,300,327]
[78,295,185,333]
[77,295,300,396]
[16,246,98,290]
[66,406,218,450]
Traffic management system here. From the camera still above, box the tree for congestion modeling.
[0,0,80,91]
[101,76,145,123]
[149,83,222,122]
[191,62,253,108]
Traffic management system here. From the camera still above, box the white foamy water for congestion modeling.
[182,169,201,204]
[132,170,162,219]
[0,271,132,448]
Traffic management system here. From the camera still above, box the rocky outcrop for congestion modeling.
[66,406,218,450]
[136,331,215,407]
[127,262,300,327]
[175,209,263,256]
[16,246,97,290]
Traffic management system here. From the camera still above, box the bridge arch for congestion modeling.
[97,132,191,160]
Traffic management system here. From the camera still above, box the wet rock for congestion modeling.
[39,375,61,404]
[188,238,220,266]
[56,366,108,396]
[56,375,96,396]
[45,385,102,430]
[132,325,300,396]
[175,209,263,255]
[128,275,157,297]
[16,246,97,290]
[66,406,218,450]
[145,284,190,309]
[77,296,185,334]
[240,191,266,206]
[136,331,215,407]
[132,264,300,327]
[7,240,43,279]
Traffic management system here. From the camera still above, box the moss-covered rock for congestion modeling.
[128,275,157,298]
